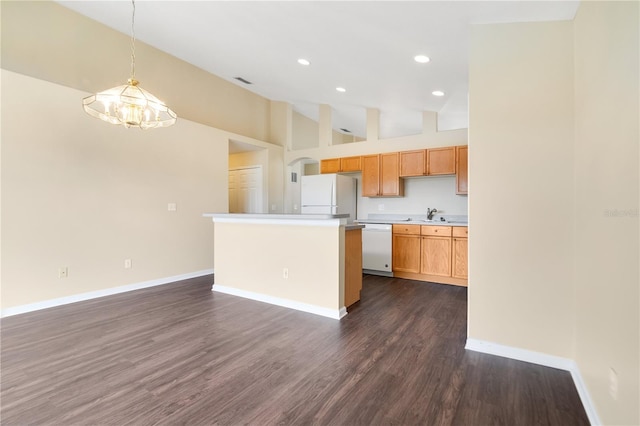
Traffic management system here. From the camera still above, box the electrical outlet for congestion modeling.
[283,268,289,279]
[124,258,132,269]
[271,204,276,211]
[378,204,385,211]
[168,202,177,212]
[609,368,618,400]
[58,267,68,279]
[293,204,298,211]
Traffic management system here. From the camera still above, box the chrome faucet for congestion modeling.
[427,208,437,220]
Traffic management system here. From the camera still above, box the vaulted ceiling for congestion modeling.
[58,1,579,138]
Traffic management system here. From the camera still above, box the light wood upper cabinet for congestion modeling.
[340,156,362,172]
[361,154,381,197]
[380,153,403,196]
[362,153,403,197]
[320,144,466,195]
[392,224,421,274]
[456,145,468,195]
[320,158,341,174]
[320,156,362,174]
[427,147,456,175]
[399,150,426,177]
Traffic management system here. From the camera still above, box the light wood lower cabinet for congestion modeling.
[452,238,468,279]
[392,224,421,273]
[452,226,468,279]
[345,228,363,308]
[421,236,452,277]
[393,225,468,287]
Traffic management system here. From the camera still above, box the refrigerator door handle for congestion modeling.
[330,182,335,206]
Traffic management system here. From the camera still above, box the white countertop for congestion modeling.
[203,213,353,227]
[203,213,350,220]
[356,213,467,226]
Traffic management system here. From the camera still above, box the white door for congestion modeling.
[229,166,263,213]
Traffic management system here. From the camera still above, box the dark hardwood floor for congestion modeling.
[1,274,589,425]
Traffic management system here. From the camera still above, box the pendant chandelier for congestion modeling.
[82,0,177,129]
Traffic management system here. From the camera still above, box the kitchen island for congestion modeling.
[203,213,363,319]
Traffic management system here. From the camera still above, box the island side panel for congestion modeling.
[213,221,343,313]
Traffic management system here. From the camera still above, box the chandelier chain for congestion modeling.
[82,0,176,128]
[130,0,136,80]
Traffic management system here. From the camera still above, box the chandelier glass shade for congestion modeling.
[82,0,176,129]
[83,78,177,129]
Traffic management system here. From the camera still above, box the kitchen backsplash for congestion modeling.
[355,175,468,220]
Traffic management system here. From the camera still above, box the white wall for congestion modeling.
[1,70,228,309]
[573,2,639,424]
[468,21,575,356]
[356,175,467,220]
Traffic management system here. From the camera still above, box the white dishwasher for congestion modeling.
[361,223,393,276]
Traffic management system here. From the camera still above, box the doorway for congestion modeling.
[229,166,264,213]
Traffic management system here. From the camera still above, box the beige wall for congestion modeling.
[1,70,228,308]
[292,111,320,151]
[1,0,272,142]
[287,114,467,166]
[213,221,343,310]
[469,4,640,424]
[468,20,575,357]
[573,2,639,424]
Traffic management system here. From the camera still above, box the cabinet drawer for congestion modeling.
[421,225,452,236]
[393,224,421,235]
[452,227,468,238]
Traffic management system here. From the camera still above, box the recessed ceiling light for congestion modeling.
[432,90,445,96]
[297,58,310,66]
[336,87,346,93]
[414,55,430,64]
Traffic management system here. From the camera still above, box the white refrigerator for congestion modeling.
[300,174,357,222]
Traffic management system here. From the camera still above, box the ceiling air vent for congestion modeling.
[234,77,253,85]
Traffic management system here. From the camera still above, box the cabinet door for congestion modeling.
[380,152,403,196]
[421,236,452,277]
[393,234,421,273]
[456,146,468,195]
[320,158,341,174]
[399,150,426,177]
[362,154,380,197]
[452,237,468,279]
[345,229,363,307]
[340,156,362,172]
[427,147,456,175]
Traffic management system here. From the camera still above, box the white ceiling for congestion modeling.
[58,0,579,138]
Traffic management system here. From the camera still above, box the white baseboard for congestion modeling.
[213,284,346,320]
[465,338,601,426]
[1,269,214,318]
